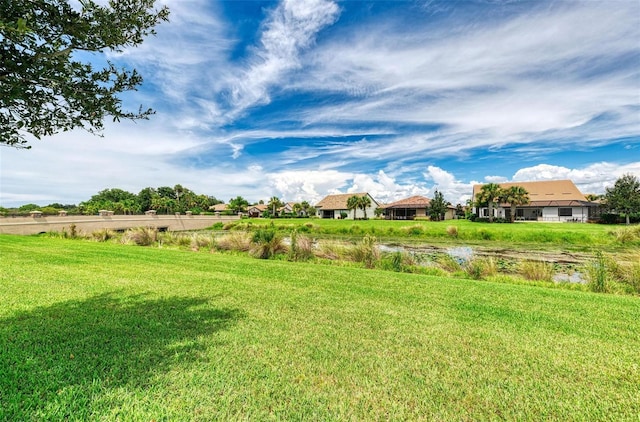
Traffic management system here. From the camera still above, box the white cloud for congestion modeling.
[423,166,479,204]
[227,0,340,118]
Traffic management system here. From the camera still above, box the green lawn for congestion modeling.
[1,235,639,420]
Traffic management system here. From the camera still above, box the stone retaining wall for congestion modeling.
[0,214,240,235]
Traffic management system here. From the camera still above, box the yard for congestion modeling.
[1,234,638,420]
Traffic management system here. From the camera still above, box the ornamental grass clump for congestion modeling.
[464,257,498,280]
[380,251,415,273]
[287,230,314,262]
[91,228,116,242]
[315,240,350,260]
[122,227,158,246]
[519,259,554,282]
[446,225,459,238]
[586,250,610,293]
[250,229,286,259]
[349,235,380,269]
[190,233,215,251]
[216,232,251,252]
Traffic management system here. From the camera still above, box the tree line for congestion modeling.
[1,185,223,216]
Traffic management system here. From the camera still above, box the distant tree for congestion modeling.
[358,195,372,219]
[156,186,175,199]
[501,185,530,223]
[585,193,603,202]
[347,195,360,220]
[300,201,310,214]
[1,0,170,148]
[137,187,157,212]
[476,183,502,222]
[267,196,283,217]
[605,173,640,225]
[228,196,249,214]
[292,203,302,216]
[429,190,448,221]
[18,203,40,212]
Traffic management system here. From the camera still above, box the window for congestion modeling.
[483,209,489,217]
[558,208,572,217]
[516,209,524,217]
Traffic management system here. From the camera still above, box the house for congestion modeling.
[247,204,268,218]
[279,202,296,215]
[209,204,228,213]
[315,192,379,219]
[472,180,598,222]
[382,195,456,220]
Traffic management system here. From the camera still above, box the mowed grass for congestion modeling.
[1,235,639,421]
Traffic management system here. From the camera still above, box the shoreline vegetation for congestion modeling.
[21,218,640,296]
[1,232,638,420]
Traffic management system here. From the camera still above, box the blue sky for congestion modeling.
[1,0,639,207]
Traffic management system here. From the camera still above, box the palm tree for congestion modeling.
[501,185,530,222]
[268,196,283,217]
[292,203,302,216]
[347,195,360,220]
[358,195,372,220]
[476,183,502,223]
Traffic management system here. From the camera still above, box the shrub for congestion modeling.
[519,260,554,282]
[250,229,286,259]
[211,222,224,230]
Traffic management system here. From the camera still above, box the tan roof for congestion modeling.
[209,204,228,211]
[472,180,588,204]
[315,192,377,210]
[249,204,268,212]
[382,195,431,209]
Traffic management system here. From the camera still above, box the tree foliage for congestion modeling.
[347,195,360,220]
[605,173,640,225]
[429,190,449,221]
[228,196,249,214]
[475,183,502,222]
[1,0,169,148]
[267,196,283,217]
[500,185,530,223]
[358,195,372,220]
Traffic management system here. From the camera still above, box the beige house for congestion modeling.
[472,179,599,222]
[382,195,456,220]
[247,204,268,218]
[209,204,228,213]
[315,192,378,219]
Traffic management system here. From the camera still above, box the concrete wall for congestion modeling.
[0,214,240,235]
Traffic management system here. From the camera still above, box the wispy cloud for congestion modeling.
[225,0,340,121]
